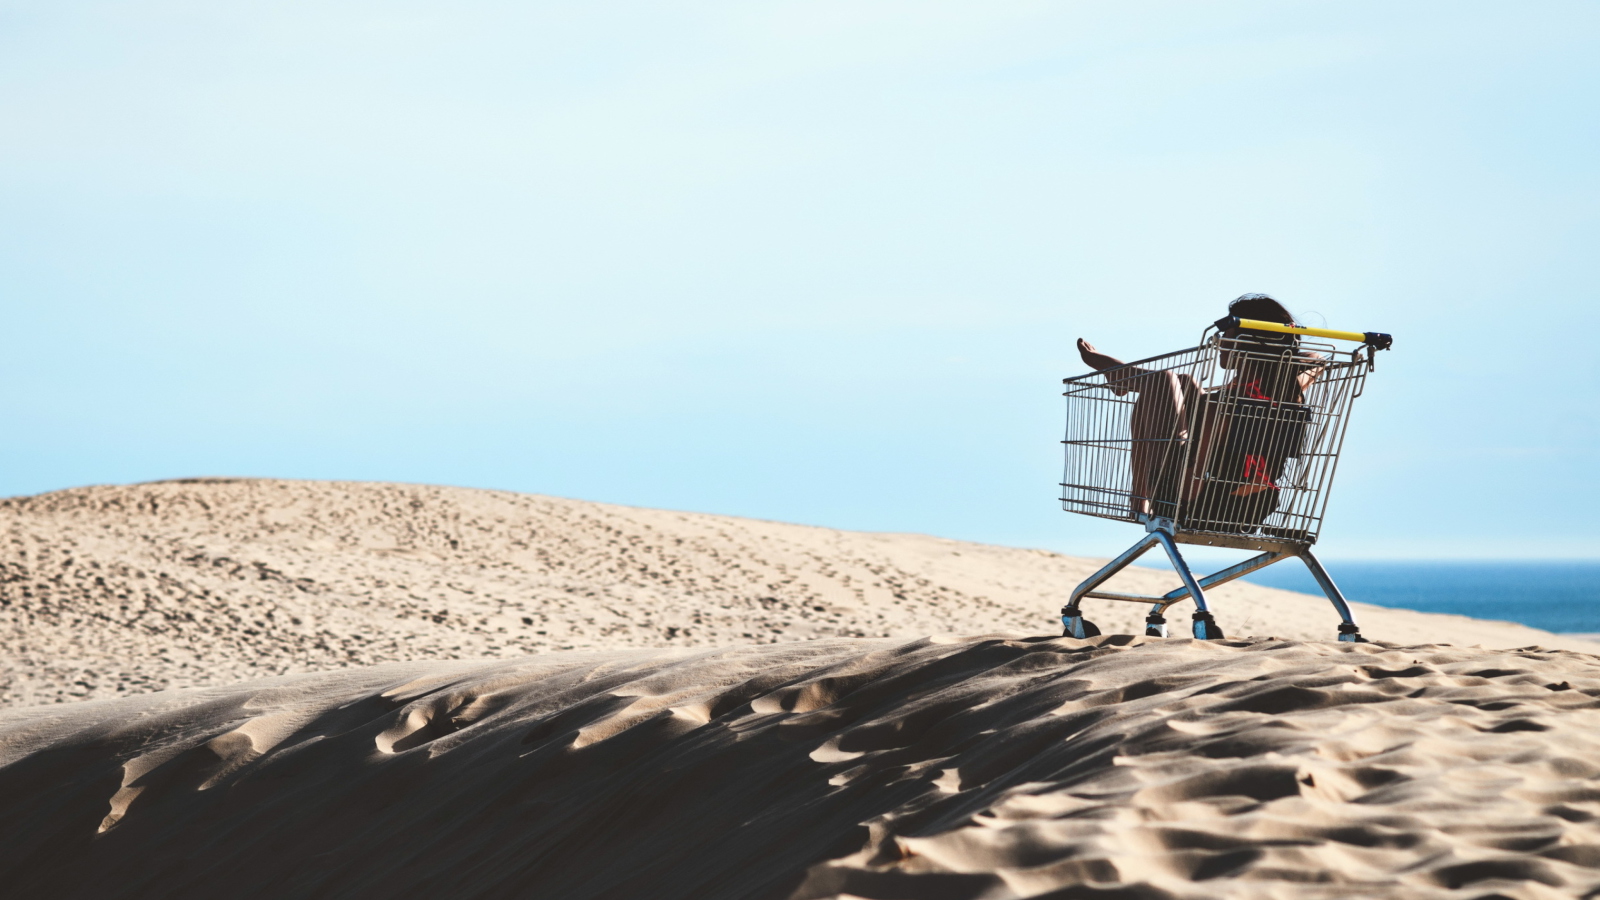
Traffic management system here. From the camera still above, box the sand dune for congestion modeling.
[6,479,1600,898]
[5,634,1600,899]
[1,479,1591,706]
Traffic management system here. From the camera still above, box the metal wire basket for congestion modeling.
[1058,316,1391,641]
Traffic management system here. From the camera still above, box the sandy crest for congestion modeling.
[1,478,1592,706]
[3,635,1600,899]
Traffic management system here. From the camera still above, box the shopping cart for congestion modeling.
[1059,315,1392,641]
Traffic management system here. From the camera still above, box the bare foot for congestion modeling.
[1077,338,1123,371]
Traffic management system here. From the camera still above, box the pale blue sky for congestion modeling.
[2,1,1596,558]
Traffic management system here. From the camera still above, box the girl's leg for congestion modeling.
[1076,338,1123,372]
[1127,372,1193,517]
[1076,339,1199,517]
[1077,339,1136,395]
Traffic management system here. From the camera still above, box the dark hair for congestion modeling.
[1228,293,1297,327]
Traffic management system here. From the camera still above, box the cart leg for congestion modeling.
[1144,604,1168,638]
[1298,548,1367,643]
[1061,533,1161,638]
[1157,550,1289,604]
[1151,531,1225,640]
[1144,550,1288,638]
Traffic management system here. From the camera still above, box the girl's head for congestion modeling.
[1220,293,1299,372]
[1228,293,1297,326]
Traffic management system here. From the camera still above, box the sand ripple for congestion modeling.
[4,635,1600,898]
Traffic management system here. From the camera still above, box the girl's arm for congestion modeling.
[1296,352,1327,393]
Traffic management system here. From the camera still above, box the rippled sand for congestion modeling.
[5,635,1600,898]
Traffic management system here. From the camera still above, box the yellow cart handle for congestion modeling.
[1214,315,1392,350]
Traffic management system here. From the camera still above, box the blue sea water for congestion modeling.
[1237,560,1600,634]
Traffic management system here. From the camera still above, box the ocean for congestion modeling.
[1236,560,1600,634]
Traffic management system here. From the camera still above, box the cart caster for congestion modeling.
[1192,611,1226,640]
[1061,606,1101,639]
[1144,613,1168,638]
[1337,622,1369,643]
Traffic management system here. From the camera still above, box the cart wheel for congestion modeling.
[1066,618,1101,639]
[1337,623,1369,643]
[1060,607,1101,639]
[1191,611,1226,640]
[1144,613,1167,638]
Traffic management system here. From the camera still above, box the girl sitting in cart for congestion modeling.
[1075,293,1324,524]
[1058,299,1389,641]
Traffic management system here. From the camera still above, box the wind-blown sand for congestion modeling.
[6,478,1599,898]
[6,635,1600,899]
[2,479,1591,705]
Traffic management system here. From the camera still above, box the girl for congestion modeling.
[1076,293,1324,524]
